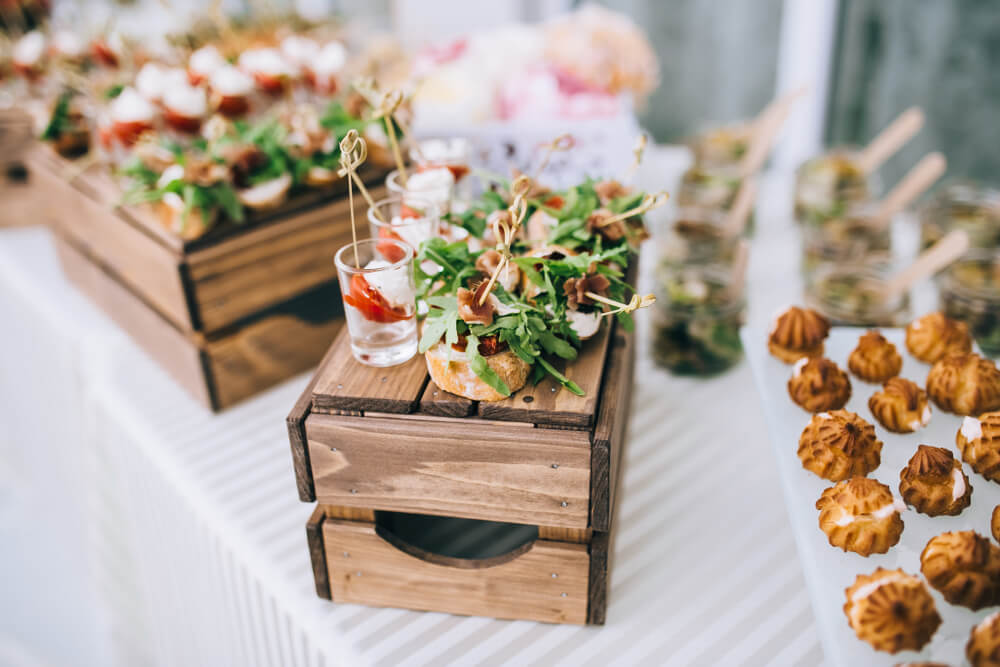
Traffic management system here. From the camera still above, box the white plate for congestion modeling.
[744,325,996,666]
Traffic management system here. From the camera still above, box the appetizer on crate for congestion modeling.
[788,357,852,413]
[968,611,1000,667]
[905,311,973,364]
[768,306,830,363]
[899,445,971,517]
[869,378,932,434]
[957,412,1000,482]
[848,330,902,384]
[817,478,905,556]
[40,87,91,158]
[797,410,882,482]
[927,353,1000,416]
[920,531,1000,610]
[843,568,940,654]
[416,175,661,400]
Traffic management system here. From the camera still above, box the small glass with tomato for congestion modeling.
[335,238,418,367]
[367,195,441,263]
[386,167,455,215]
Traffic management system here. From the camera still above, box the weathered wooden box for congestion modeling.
[288,310,635,624]
[30,146,386,410]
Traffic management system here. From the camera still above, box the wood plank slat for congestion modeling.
[418,381,476,418]
[311,328,428,414]
[477,321,612,428]
[305,506,332,600]
[306,415,591,528]
[590,323,633,533]
[322,519,590,624]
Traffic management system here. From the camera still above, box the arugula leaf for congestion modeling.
[41,91,72,141]
[465,333,511,397]
[536,357,585,396]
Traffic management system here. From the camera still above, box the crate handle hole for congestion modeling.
[373,510,539,570]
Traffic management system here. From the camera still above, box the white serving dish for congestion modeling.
[744,325,996,666]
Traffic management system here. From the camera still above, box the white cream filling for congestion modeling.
[962,416,983,441]
[419,137,470,165]
[567,310,602,340]
[952,468,966,502]
[404,167,455,209]
[238,174,291,209]
[792,357,809,378]
[163,84,207,118]
[909,404,932,432]
[239,48,294,77]
[975,611,1000,635]
[110,88,155,124]
[52,31,85,59]
[135,63,166,101]
[817,412,832,420]
[362,259,412,308]
[157,164,185,188]
[280,35,320,67]
[834,498,905,526]
[310,42,347,79]
[13,31,45,66]
[848,571,909,627]
[189,46,226,76]
[210,65,255,97]
[910,319,922,331]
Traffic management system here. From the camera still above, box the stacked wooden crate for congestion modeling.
[28,146,386,410]
[287,309,635,624]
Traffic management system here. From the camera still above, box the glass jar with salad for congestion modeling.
[676,164,754,234]
[918,183,1000,251]
[367,195,441,261]
[335,238,418,367]
[794,149,875,226]
[658,207,740,266]
[807,262,910,327]
[938,250,1000,357]
[652,262,746,375]
[800,207,892,283]
[687,122,752,168]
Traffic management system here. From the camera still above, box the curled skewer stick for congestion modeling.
[337,133,369,268]
[596,191,670,227]
[478,193,530,306]
[584,291,657,319]
[625,133,648,182]
[373,89,407,185]
[531,133,574,182]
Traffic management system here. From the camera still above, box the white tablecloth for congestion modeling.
[0,149,826,667]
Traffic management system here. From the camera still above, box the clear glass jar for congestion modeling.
[676,163,754,235]
[658,206,740,266]
[800,209,892,283]
[686,122,752,168]
[807,263,910,327]
[918,183,1000,251]
[794,149,874,226]
[652,262,746,375]
[938,250,1000,357]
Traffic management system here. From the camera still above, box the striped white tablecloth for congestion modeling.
[0,151,826,666]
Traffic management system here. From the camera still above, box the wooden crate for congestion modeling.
[288,302,635,624]
[26,145,386,334]
[55,233,344,410]
[305,505,619,625]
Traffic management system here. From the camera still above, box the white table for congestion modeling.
[0,150,825,666]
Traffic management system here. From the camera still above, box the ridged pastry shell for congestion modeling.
[869,378,932,434]
[817,478,904,556]
[994,505,1000,544]
[920,530,1000,610]
[968,611,1000,667]
[899,445,972,517]
[768,306,830,363]
[849,330,903,383]
[927,354,1000,417]
[957,412,1000,483]
[788,357,852,413]
[797,410,882,481]
[906,312,972,364]
[843,567,940,654]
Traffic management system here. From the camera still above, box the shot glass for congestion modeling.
[386,167,455,215]
[367,195,441,262]
[409,136,472,183]
[335,238,418,367]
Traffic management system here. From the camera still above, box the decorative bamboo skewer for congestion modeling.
[855,106,925,174]
[869,152,946,226]
[531,133,574,182]
[882,229,970,302]
[625,133,648,183]
[723,177,758,237]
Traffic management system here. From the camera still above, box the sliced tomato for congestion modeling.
[187,69,206,86]
[111,120,153,147]
[163,109,202,134]
[543,194,565,210]
[398,204,422,219]
[253,72,287,96]
[343,273,411,323]
[376,226,408,263]
[92,42,119,68]
[216,94,250,118]
[451,333,507,356]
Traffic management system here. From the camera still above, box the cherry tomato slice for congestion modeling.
[376,226,408,263]
[543,195,565,210]
[343,273,410,323]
